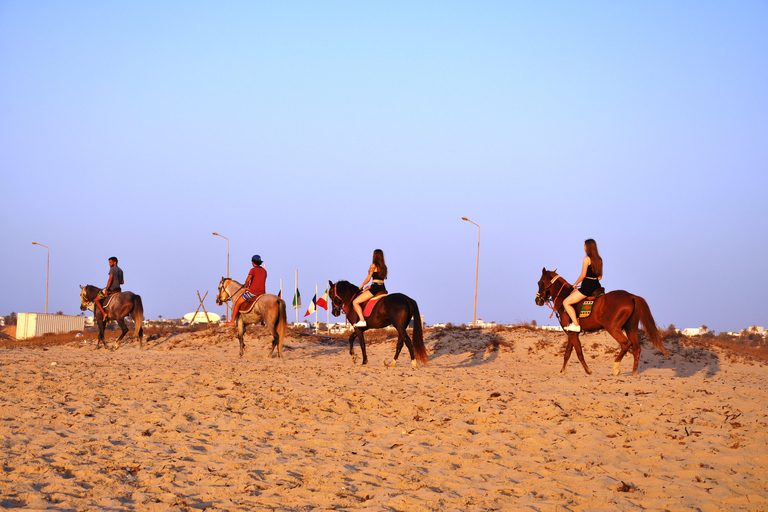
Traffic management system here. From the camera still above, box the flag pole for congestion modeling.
[280,278,282,299]
[326,283,330,333]
[295,269,299,325]
[315,282,319,329]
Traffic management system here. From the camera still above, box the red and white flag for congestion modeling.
[304,294,317,317]
[317,288,329,310]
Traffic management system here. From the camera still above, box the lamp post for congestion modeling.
[31,241,50,314]
[461,217,480,327]
[212,232,230,321]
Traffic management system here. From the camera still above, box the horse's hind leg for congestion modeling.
[625,325,642,376]
[115,318,129,344]
[606,326,632,376]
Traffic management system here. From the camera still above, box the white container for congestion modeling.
[16,313,86,340]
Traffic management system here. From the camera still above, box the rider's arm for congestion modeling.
[360,264,375,289]
[573,256,590,287]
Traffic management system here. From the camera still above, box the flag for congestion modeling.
[304,294,317,317]
[277,289,281,299]
[317,288,329,310]
[292,289,301,309]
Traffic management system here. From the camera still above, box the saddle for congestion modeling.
[241,294,264,314]
[578,288,605,319]
[99,292,120,309]
[362,293,387,317]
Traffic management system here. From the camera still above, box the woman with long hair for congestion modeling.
[352,249,388,327]
[563,239,603,332]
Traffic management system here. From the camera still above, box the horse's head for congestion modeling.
[80,285,94,311]
[329,280,358,317]
[215,277,229,306]
[535,268,559,306]
[329,280,342,316]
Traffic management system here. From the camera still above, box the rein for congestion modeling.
[542,273,571,319]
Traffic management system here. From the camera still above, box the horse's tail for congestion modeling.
[132,294,145,339]
[276,297,288,346]
[408,297,428,365]
[633,295,666,357]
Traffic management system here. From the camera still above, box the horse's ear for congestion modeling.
[80,285,84,290]
[328,280,333,288]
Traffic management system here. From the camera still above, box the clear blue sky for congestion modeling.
[2,1,766,333]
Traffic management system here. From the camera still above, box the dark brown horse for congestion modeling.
[329,280,428,367]
[535,268,667,376]
[80,285,144,349]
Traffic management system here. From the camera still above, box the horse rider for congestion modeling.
[94,256,124,322]
[227,254,267,325]
[352,249,388,327]
[563,239,603,332]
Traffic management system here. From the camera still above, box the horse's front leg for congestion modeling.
[561,334,574,373]
[237,318,247,358]
[356,329,369,365]
[348,330,358,363]
[568,332,592,375]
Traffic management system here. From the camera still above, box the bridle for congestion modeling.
[217,278,245,305]
[537,272,571,319]
[330,283,348,314]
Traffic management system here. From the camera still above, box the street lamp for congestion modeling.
[461,217,480,327]
[31,241,50,314]
[212,232,230,321]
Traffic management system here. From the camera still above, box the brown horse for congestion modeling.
[330,280,428,367]
[535,268,667,376]
[80,285,144,349]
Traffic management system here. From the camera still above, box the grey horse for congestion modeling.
[216,277,288,358]
[80,285,144,349]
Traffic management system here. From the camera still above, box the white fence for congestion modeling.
[16,313,85,340]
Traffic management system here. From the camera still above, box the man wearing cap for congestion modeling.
[227,255,267,325]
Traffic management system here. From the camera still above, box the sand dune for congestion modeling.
[1,326,766,511]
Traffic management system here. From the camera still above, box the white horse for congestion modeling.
[216,277,288,359]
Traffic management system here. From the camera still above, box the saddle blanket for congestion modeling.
[363,294,387,317]
[579,298,595,318]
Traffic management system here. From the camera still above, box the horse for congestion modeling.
[535,268,667,376]
[79,285,144,349]
[216,277,288,359]
[329,280,428,367]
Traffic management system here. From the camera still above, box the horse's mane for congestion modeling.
[335,280,359,292]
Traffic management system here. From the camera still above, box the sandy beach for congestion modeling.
[1,325,767,511]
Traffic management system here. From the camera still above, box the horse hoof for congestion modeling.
[613,362,621,376]
[384,359,396,367]
[352,355,358,364]
[411,360,417,369]
[586,368,593,375]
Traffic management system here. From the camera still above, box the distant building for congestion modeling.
[682,327,708,336]
[476,319,496,329]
